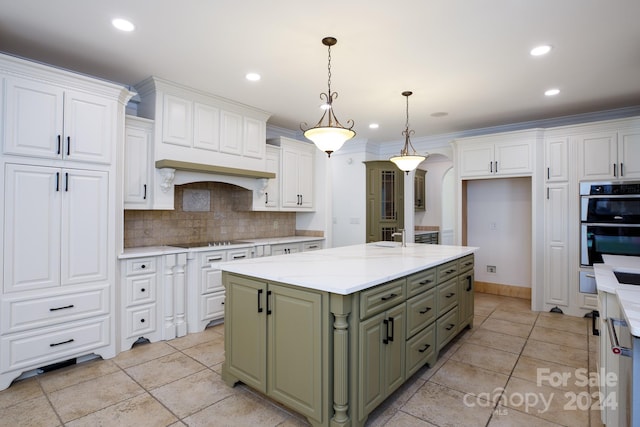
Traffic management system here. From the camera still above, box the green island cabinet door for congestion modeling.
[358,303,406,417]
[223,273,326,424]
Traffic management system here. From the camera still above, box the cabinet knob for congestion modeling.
[141,288,146,292]
[141,264,146,269]
[140,318,145,323]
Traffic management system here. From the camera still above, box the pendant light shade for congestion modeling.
[390,91,426,174]
[301,37,355,157]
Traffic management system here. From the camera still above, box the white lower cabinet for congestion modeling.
[120,252,188,350]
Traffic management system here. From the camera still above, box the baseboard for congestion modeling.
[475,281,531,300]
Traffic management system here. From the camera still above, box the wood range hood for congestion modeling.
[154,159,276,191]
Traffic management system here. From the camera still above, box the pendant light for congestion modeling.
[390,91,426,174]
[301,37,355,157]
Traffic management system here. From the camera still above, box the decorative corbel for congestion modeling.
[158,168,175,193]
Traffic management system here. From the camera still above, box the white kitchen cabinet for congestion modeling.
[4,164,109,293]
[544,136,569,182]
[135,76,270,173]
[456,133,537,178]
[577,128,640,180]
[121,257,160,350]
[0,52,129,391]
[271,243,301,256]
[252,145,280,211]
[124,116,153,209]
[4,76,115,164]
[272,137,315,211]
[543,183,570,308]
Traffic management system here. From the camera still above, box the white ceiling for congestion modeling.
[1,0,640,145]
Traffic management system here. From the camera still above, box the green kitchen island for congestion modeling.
[219,242,477,427]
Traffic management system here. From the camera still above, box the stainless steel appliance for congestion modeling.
[580,181,640,267]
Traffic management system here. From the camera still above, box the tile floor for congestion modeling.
[0,293,604,427]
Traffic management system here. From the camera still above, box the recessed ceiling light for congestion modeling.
[245,73,261,81]
[545,88,560,96]
[430,112,448,118]
[112,18,135,32]
[530,45,552,56]
[369,123,379,129]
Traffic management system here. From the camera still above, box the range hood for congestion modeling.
[155,159,275,192]
[155,159,275,179]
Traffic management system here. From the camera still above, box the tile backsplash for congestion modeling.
[124,182,296,248]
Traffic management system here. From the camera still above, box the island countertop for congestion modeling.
[218,242,478,295]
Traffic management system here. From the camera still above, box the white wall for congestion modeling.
[414,153,453,230]
[466,177,532,287]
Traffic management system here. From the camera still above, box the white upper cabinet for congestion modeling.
[545,137,569,182]
[124,116,153,209]
[134,77,271,172]
[455,130,538,179]
[577,127,640,180]
[252,145,280,211]
[4,77,115,164]
[279,138,314,210]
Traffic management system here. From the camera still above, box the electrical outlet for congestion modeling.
[487,265,496,273]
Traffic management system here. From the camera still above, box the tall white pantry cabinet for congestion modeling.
[0,53,132,390]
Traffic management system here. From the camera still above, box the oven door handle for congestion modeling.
[607,317,632,357]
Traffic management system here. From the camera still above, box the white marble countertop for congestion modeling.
[242,236,325,245]
[594,255,640,336]
[218,242,477,295]
[119,245,188,259]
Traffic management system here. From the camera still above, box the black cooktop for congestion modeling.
[172,241,250,248]
[614,271,640,286]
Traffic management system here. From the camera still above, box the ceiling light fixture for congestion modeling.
[245,72,261,81]
[112,18,135,32]
[545,88,560,96]
[301,36,355,157]
[530,45,552,56]
[390,91,427,174]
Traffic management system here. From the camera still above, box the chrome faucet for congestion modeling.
[391,229,406,247]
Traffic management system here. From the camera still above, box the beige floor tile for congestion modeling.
[181,333,225,367]
[529,325,588,350]
[167,327,221,350]
[450,342,519,375]
[183,391,290,427]
[38,358,121,393]
[474,314,488,327]
[465,328,527,354]
[0,377,43,409]
[496,297,534,312]
[511,356,588,392]
[151,369,237,418]
[378,410,437,426]
[48,370,145,422]
[536,312,589,335]
[113,341,177,369]
[0,395,61,427]
[480,317,534,338]
[488,406,564,426]
[65,392,178,427]
[402,382,495,427]
[125,352,206,390]
[502,376,589,427]
[489,308,538,326]
[431,359,509,400]
[521,339,589,368]
[366,371,427,426]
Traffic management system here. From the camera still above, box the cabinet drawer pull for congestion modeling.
[141,288,146,292]
[65,173,69,192]
[446,269,456,274]
[207,256,223,262]
[419,307,432,314]
[307,245,318,249]
[66,136,71,156]
[381,293,397,301]
[232,254,246,260]
[267,290,272,315]
[445,323,455,331]
[495,161,498,173]
[257,289,263,313]
[50,338,74,347]
[419,279,433,285]
[57,135,61,155]
[265,192,269,204]
[620,163,624,177]
[140,318,145,323]
[383,319,389,344]
[466,276,473,292]
[388,317,394,342]
[143,184,147,200]
[445,292,455,298]
[49,304,74,312]
[418,343,431,353]
[55,172,60,192]
[140,264,146,269]
[463,262,473,267]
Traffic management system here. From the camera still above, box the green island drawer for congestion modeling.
[437,278,458,316]
[406,322,436,377]
[406,288,436,337]
[407,267,437,297]
[436,307,459,350]
[458,255,474,273]
[437,261,458,283]
[359,278,406,320]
